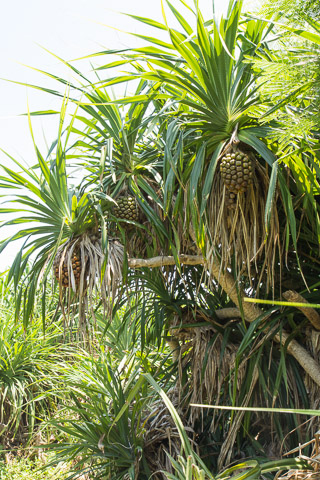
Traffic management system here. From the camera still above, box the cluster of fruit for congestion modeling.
[220,150,253,191]
[53,251,82,288]
[220,149,253,208]
[112,195,139,222]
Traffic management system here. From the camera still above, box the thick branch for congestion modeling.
[206,256,320,388]
[275,331,320,386]
[127,253,320,387]
[283,290,320,331]
[128,255,204,268]
[216,308,241,319]
[206,256,263,322]
[166,339,180,363]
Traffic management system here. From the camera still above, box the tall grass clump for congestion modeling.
[0,284,65,449]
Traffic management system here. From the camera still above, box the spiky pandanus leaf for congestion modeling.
[4,44,185,262]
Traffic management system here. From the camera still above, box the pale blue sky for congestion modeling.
[0,0,257,269]
[0,0,226,147]
[1,0,260,160]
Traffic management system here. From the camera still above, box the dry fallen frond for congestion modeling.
[278,432,320,480]
[277,470,320,480]
[143,388,196,479]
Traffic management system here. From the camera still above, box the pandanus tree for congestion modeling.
[98,0,283,291]
[95,0,320,465]
[0,101,124,329]
[69,0,320,465]
[1,0,320,475]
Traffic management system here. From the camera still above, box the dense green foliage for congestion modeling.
[261,0,320,23]
[0,0,320,478]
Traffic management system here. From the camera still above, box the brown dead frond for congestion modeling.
[143,388,196,479]
[206,152,281,294]
[278,431,320,480]
[52,232,124,334]
[170,314,244,428]
[277,471,320,480]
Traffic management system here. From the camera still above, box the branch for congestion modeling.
[128,254,204,268]
[206,256,320,388]
[283,290,320,331]
[166,338,180,363]
[127,253,320,387]
[216,308,241,320]
[275,330,320,387]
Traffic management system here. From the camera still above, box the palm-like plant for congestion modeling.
[9,53,193,262]
[250,11,320,253]
[2,0,320,476]
[77,3,320,464]
[46,351,185,480]
[0,100,123,327]
[93,0,294,291]
[75,80,173,258]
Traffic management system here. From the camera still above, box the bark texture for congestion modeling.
[128,255,204,268]
[283,290,320,331]
[128,254,320,388]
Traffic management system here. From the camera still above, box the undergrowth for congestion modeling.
[0,456,69,480]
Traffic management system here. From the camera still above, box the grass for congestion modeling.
[0,456,69,480]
